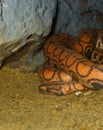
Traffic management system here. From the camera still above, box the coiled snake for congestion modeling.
[39,29,103,95]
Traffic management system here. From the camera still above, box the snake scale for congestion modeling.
[39,29,103,95]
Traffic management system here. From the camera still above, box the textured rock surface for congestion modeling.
[1,0,102,42]
[0,0,57,43]
[0,0,57,67]
[54,0,103,36]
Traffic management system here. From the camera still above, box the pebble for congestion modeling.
[74,91,82,96]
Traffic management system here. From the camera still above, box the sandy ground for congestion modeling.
[0,65,103,130]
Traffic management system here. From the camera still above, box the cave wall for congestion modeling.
[1,0,102,44]
[54,0,103,36]
[0,0,57,43]
[0,0,57,68]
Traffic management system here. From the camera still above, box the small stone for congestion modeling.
[55,105,63,111]
[66,102,71,106]
[75,91,82,96]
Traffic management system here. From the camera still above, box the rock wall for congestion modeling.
[1,0,102,42]
[54,0,103,36]
[0,0,57,43]
[0,0,57,68]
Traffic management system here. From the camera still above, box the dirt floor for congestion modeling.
[0,65,103,130]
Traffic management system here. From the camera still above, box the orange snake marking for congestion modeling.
[39,65,87,95]
[39,64,72,83]
[39,83,87,95]
[91,49,103,64]
[39,31,103,95]
[66,28,103,64]
[66,29,95,58]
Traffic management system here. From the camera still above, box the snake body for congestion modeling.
[39,29,103,95]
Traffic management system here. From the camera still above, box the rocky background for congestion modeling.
[54,0,103,36]
[0,0,103,69]
[0,0,57,42]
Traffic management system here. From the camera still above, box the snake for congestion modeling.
[39,29,103,95]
